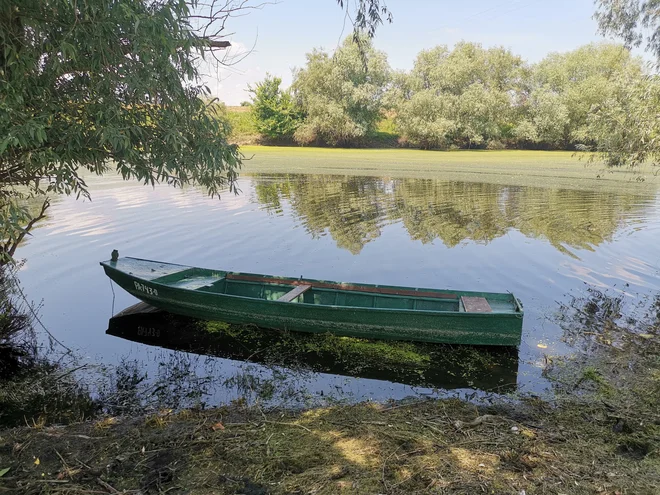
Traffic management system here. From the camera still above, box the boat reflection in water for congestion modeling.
[106,303,520,393]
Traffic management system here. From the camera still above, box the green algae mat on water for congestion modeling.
[241,147,660,194]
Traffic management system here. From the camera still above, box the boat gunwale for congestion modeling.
[100,258,523,318]
[219,277,467,305]
[107,257,511,300]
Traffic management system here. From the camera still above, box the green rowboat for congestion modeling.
[101,256,524,346]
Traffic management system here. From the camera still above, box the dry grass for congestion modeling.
[1,396,657,494]
[227,106,251,113]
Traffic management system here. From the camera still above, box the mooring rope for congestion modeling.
[109,277,116,315]
[9,271,73,354]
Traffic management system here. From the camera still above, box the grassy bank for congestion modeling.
[224,107,399,147]
[240,147,660,193]
[2,396,658,494]
[225,106,260,145]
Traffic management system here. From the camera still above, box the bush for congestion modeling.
[292,37,390,146]
[249,75,302,141]
[0,265,34,378]
[486,140,507,150]
[225,108,258,142]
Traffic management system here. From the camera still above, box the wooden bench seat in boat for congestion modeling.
[461,296,492,313]
[277,284,312,302]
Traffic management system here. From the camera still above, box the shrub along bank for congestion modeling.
[234,39,655,154]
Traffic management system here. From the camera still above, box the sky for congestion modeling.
[202,0,641,105]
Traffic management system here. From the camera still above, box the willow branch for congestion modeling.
[5,197,51,258]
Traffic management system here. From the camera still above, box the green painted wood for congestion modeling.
[100,256,524,346]
[106,303,520,392]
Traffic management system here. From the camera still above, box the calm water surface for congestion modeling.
[17,171,660,408]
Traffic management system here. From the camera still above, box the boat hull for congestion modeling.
[106,302,520,392]
[101,258,523,346]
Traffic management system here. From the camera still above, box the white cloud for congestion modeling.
[197,40,264,105]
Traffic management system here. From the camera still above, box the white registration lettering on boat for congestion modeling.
[133,281,158,296]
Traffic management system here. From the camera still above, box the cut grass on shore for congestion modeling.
[2,397,658,494]
[241,147,660,193]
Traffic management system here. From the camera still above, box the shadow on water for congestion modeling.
[106,303,520,394]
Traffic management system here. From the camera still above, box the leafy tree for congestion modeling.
[451,82,512,147]
[292,37,390,146]
[517,87,571,148]
[587,74,660,167]
[394,43,525,149]
[0,0,244,262]
[0,0,392,262]
[530,43,642,147]
[592,1,660,167]
[248,75,301,140]
[395,90,455,149]
[408,42,524,96]
[595,0,660,65]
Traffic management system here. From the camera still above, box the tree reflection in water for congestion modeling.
[253,174,652,255]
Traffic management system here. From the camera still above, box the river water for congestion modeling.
[16,170,660,409]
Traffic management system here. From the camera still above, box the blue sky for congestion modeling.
[205,0,637,105]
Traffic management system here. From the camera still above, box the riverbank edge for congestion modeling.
[238,146,660,194]
[1,393,658,494]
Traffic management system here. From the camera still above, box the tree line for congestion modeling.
[246,38,654,152]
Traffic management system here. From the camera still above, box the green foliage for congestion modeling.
[587,74,660,167]
[249,75,302,140]
[236,40,648,154]
[592,1,660,167]
[335,0,392,49]
[376,113,396,135]
[395,90,454,149]
[390,42,645,150]
[523,87,570,147]
[595,0,660,65]
[393,43,525,149]
[531,43,642,147]
[0,0,241,261]
[292,37,390,146]
[225,109,257,139]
